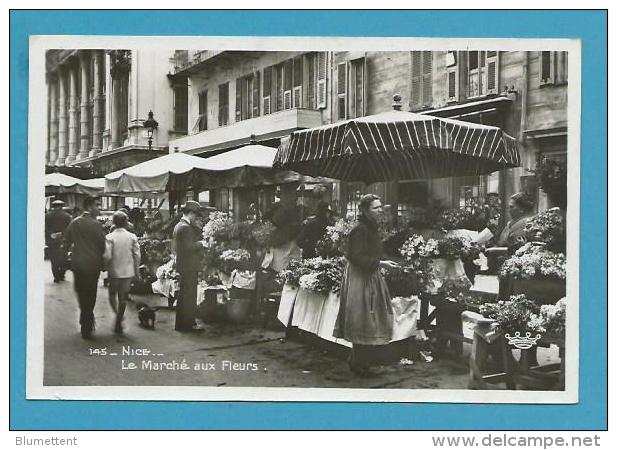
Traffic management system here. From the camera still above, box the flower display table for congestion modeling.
[468,320,565,390]
[277,283,423,348]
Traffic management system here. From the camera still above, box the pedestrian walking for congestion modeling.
[45,199,72,282]
[104,210,141,335]
[333,194,399,376]
[64,196,106,339]
[172,201,206,332]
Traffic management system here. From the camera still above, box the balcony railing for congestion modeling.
[173,50,225,73]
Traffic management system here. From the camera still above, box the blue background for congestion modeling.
[9,10,607,430]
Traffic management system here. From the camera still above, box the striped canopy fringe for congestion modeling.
[274,113,519,183]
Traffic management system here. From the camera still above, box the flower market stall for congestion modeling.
[272,98,524,358]
[103,146,326,310]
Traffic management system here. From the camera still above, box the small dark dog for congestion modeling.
[135,302,162,329]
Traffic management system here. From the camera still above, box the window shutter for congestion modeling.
[292,56,303,108]
[540,51,554,85]
[555,51,568,84]
[410,51,422,109]
[276,65,284,111]
[446,51,459,102]
[235,78,242,122]
[421,51,432,107]
[197,89,207,131]
[283,59,293,110]
[252,71,260,117]
[262,66,272,115]
[305,53,316,109]
[337,62,347,120]
[486,51,499,94]
[317,52,327,109]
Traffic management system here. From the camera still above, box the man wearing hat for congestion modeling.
[64,196,106,339]
[173,200,206,332]
[45,199,72,282]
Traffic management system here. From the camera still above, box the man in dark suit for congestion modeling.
[64,196,106,339]
[173,201,206,332]
[45,199,72,282]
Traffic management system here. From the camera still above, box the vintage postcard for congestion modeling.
[26,35,580,403]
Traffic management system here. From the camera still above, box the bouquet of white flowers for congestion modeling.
[400,234,440,260]
[500,242,566,280]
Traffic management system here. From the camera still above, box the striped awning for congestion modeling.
[273,110,520,183]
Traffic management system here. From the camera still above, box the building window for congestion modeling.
[218,82,229,127]
[336,57,366,121]
[447,51,499,103]
[540,51,568,86]
[173,83,188,133]
[263,53,326,114]
[410,51,432,110]
[236,73,260,122]
[197,89,207,131]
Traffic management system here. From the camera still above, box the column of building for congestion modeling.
[90,50,105,156]
[110,50,130,149]
[66,58,79,163]
[56,65,69,166]
[47,72,59,165]
[77,51,90,160]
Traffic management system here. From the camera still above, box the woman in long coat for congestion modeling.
[333,194,399,376]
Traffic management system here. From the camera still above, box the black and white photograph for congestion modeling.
[27,36,580,403]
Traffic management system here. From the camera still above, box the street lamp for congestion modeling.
[143,110,158,151]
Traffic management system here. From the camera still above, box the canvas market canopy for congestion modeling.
[45,172,105,196]
[185,144,330,190]
[273,107,520,183]
[105,145,330,195]
[104,152,218,194]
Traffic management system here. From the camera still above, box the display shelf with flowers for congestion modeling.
[523,207,566,253]
[500,242,566,305]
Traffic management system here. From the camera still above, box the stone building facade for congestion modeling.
[167,49,568,217]
[45,49,174,175]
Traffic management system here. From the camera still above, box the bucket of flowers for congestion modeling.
[500,242,566,305]
[479,294,545,340]
[538,297,566,347]
[298,256,346,296]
